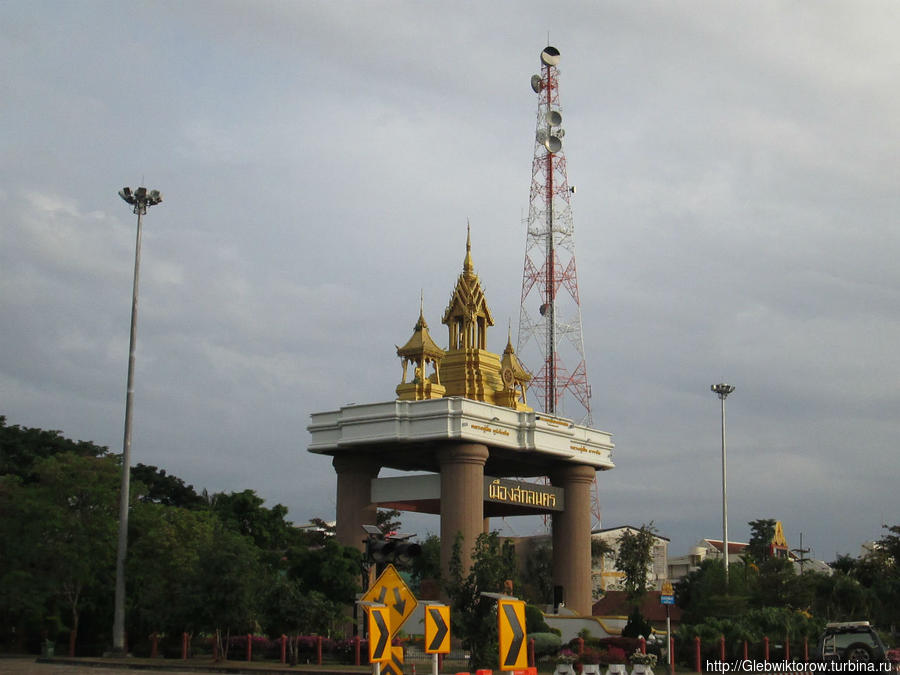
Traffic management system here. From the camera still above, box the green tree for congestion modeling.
[209,489,301,554]
[410,534,442,594]
[615,523,657,602]
[126,503,219,636]
[676,558,749,622]
[131,463,205,509]
[285,538,361,604]
[0,416,109,480]
[747,519,777,563]
[522,538,553,605]
[193,521,264,659]
[0,453,121,652]
[377,508,403,535]
[446,531,518,668]
[751,556,799,609]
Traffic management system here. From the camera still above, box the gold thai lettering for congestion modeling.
[489,479,507,500]
[472,424,510,436]
[570,444,604,456]
[486,478,561,510]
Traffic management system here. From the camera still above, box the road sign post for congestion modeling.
[362,564,418,640]
[660,581,675,668]
[498,599,527,671]
[425,603,450,675]
[368,605,391,665]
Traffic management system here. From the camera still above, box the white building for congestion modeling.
[591,526,670,596]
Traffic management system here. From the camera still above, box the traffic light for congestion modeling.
[365,535,421,567]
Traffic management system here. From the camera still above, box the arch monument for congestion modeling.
[308,230,614,615]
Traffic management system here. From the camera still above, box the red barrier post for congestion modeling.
[317,635,323,665]
[804,637,809,663]
[763,636,770,662]
[281,634,287,664]
[695,636,702,674]
[354,635,361,666]
[213,636,219,662]
[181,632,188,660]
[719,635,726,663]
[528,638,535,667]
[246,633,252,662]
[785,635,791,662]
[150,632,158,659]
[743,640,748,661]
[641,636,647,655]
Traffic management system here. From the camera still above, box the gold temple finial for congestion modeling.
[464,220,474,275]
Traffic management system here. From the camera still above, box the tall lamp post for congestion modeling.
[711,382,735,583]
[113,186,162,654]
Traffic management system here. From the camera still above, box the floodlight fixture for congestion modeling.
[119,184,163,215]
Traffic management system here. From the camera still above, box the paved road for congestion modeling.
[0,659,206,675]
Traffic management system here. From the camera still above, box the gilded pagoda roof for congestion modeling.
[397,306,445,359]
[503,332,532,382]
[442,226,495,327]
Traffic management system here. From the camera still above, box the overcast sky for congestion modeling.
[2,1,899,561]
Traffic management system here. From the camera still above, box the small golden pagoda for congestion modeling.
[396,227,531,412]
[396,295,446,400]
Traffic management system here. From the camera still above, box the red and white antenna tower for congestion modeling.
[518,45,592,427]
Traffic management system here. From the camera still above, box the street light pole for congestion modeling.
[113,186,162,654]
[711,382,735,584]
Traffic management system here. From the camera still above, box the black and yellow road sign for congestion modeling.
[424,604,450,654]
[361,564,418,637]
[497,598,527,671]
[368,605,391,664]
[382,646,404,675]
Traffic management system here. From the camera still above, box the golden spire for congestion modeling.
[463,220,474,276]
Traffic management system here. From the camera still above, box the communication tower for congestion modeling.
[517,46,592,426]
[517,45,602,529]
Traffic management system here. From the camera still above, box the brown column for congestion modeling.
[438,442,490,580]
[550,463,596,615]
[333,454,381,553]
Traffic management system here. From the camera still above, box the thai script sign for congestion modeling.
[484,477,564,511]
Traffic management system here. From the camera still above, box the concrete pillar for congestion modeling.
[550,463,596,615]
[438,442,490,580]
[333,454,381,553]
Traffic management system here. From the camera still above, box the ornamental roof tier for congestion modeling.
[307,397,614,477]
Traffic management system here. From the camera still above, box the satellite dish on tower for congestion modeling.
[546,110,562,127]
[540,46,560,66]
[531,74,543,93]
[544,135,562,153]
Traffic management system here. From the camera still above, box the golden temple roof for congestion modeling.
[397,297,445,360]
[395,226,530,412]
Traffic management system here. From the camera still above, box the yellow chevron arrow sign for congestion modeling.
[498,599,527,671]
[368,605,391,664]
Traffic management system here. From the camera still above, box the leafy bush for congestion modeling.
[531,632,562,657]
